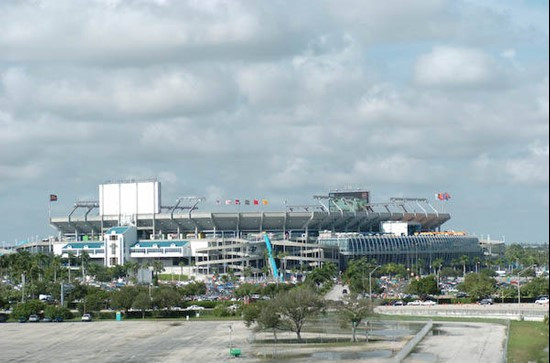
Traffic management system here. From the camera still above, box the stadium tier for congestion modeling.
[48,180,482,277]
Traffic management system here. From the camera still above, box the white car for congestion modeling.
[421,300,437,306]
[81,313,92,322]
[186,305,205,311]
[535,296,549,305]
[407,300,423,306]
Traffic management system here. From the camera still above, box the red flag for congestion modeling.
[253,199,259,205]
[50,194,58,202]
[235,199,241,205]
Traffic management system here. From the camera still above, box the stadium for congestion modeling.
[48,180,482,279]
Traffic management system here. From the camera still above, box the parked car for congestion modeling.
[421,300,437,306]
[186,305,205,311]
[81,313,92,322]
[18,316,27,323]
[392,300,405,306]
[535,296,549,305]
[0,314,7,323]
[28,314,40,322]
[54,316,64,322]
[42,317,52,322]
[407,300,423,306]
[342,289,348,295]
[479,298,493,305]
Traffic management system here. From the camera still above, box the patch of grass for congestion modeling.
[508,321,549,363]
[158,274,188,281]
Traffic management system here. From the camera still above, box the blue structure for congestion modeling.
[263,234,281,281]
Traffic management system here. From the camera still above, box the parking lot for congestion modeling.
[0,320,254,362]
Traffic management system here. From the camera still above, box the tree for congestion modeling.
[306,262,337,290]
[151,260,165,285]
[111,287,138,313]
[132,292,152,319]
[337,294,372,342]
[406,275,439,298]
[459,255,470,277]
[275,287,325,340]
[82,290,109,314]
[11,300,45,319]
[152,287,180,309]
[382,263,407,279]
[242,303,261,328]
[431,258,444,282]
[522,277,549,297]
[256,300,283,342]
[343,258,379,295]
[458,273,496,300]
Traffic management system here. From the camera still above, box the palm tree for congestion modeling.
[80,251,91,280]
[152,260,165,284]
[459,255,469,277]
[473,257,481,273]
[124,260,139,278]
[432,258,444,287]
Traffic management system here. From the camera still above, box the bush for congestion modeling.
[43,305,73,320]
[11,300,45,319]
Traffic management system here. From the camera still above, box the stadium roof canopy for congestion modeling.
[50,210,450,235]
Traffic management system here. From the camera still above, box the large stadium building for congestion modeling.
[49,180,482,278]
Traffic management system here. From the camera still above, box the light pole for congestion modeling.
[228,324,233,350]
[517,264,537,308]
[369,265,381,307]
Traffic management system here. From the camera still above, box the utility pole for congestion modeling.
[369,266,381,308]
[61,282,64,307]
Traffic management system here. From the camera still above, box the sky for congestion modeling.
[0,0,548,245]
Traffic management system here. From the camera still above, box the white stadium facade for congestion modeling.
[48,180,482,278]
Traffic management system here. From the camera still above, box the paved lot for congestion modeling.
[404,322,507,363]
[0,319,509,362]
[0,320,254,363]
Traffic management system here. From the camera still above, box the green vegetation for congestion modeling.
[458,272,496,300]
[508,321,549,363]
[406,275,439,297]
[342,258,381,295]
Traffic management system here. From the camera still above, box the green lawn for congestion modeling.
[508,321,549,363]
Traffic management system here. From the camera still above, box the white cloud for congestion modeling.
[0,0,547,244]
[414,46,495,86]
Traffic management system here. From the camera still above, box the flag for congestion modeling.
[245,200,250,205]
[253,199,259,205]
[225,200,232,205]
[216,200,221,205]
[50,194,58,202]
[235,199,241,205]
[262,199,268,205]
[443,192,451,200]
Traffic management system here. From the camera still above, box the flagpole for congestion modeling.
[48,194,52,253]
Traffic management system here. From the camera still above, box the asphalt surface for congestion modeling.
[404,321,507,363]
[0,320,253,363]
[0,317,510,362]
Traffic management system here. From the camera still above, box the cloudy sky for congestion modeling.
[0,0,548,245]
